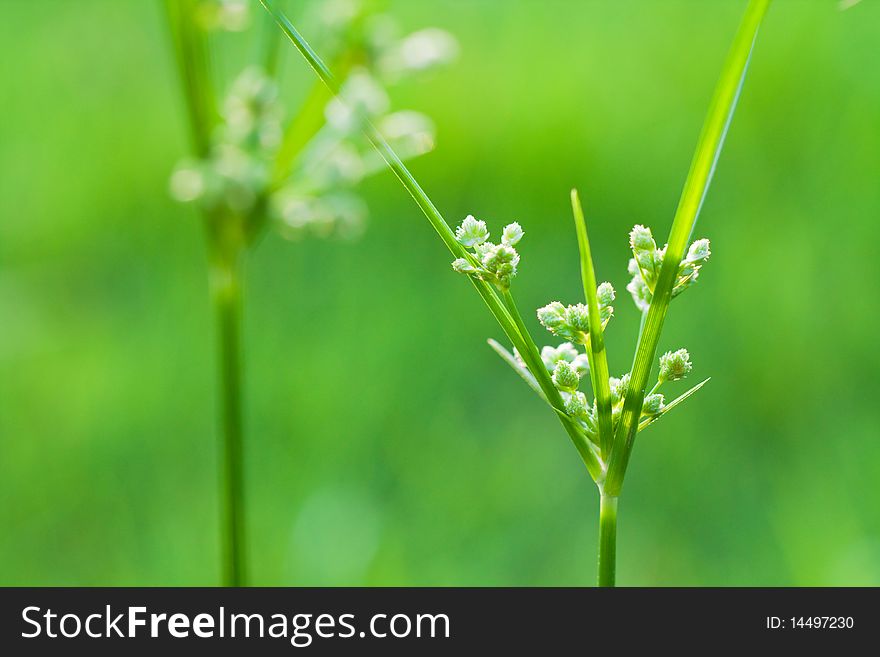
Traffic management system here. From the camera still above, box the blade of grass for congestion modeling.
[261,0,603,480]
[570,189,614,459]
[637,377,710,433]
[166,0,247,586]
[164,0,216,157]
[604,0,770,496]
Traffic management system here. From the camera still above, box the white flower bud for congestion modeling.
[552,360,580,392]
[537,302,567,332]
[659,349,692,382]
[629,224,656,252]
[686,238,711,264]
[398,28,459,71]
[610,373,630,404]
[541,343,578,371]
[501,222,524,246]
[564,391,589,418]
[482,243,518,268]
[455,215,489,247]
[597,282,615,307]
[451,258,475,273]
[170,163,206,202]
[572,353,590,377]
[565,304,590,333]
[481,243,520,289]
[626,262,652,313]
[198,0,250,32]
[642,393,665,415]
[474,241,495,257]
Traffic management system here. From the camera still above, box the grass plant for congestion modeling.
[263,0,771,585]
[164,0,455,586]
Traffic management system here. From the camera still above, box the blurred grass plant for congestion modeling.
[264,0,771,585]
[164,0,456,586]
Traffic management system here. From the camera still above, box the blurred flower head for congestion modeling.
[196,0,250,32]
[171,0,457,243]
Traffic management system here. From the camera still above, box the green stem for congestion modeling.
[597,494,618,587]
[210,250,247,587]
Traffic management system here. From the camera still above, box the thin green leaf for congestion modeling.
[638,378,710,433]
[487,339,546,402]
[604,0,770,495]
[571,189,614,459]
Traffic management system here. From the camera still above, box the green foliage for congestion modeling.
[263,0,772,586]
[5,0,880,587]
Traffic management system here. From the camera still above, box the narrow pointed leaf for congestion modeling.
[604,0,770,495]
[571,189,614,459]
[638,378,711,433]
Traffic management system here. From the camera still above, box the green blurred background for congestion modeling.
[1,0,878,586]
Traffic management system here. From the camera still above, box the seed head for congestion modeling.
[501,222,524,246]
[480,242,520,289]
[540,342,578,371]
[537,302,568,333]
[482,243,518,268]
[610,373,630,404]
[552,360,580,391]
[629,224,656,252]
[659,348,692,382]
[643,393,665,415]
[565,304,591,333]
[564,391,589,418]
[626,259,652,312]
[686,238,711,264]
[455,215,490,247]
[597,282,615,307]
[572,353,591,377]
[388,28,459,77]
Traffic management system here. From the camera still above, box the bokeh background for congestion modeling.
[2,0,879,586]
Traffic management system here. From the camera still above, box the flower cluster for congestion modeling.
[540,342,590,377]
[310,0,458,83]
[451,217,524,290]
[536,283,615,344]
[170,67,280,217]
[626,224,711,312]
[470,211,715,452]
[518,218,704,443]
[658,348,692,382]
[170,0,457,242]
[539,341,695,443]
